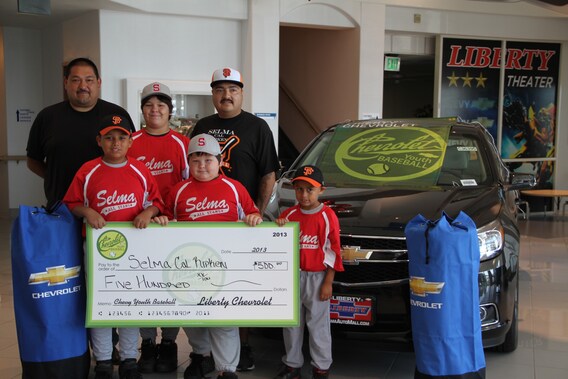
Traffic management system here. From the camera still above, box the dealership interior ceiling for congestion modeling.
[2,0,568,31]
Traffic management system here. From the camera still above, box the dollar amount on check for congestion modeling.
[86,222,299,327]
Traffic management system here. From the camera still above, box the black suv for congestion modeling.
[266,118,535,352]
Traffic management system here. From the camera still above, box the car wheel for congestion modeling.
[495,277,519,353]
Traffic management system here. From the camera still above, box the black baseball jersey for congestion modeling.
[191,111,279,202]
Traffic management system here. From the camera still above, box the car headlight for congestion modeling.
[477,219,504,261]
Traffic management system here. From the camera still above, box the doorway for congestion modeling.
[383,54,435,118]
[278,25,359,167]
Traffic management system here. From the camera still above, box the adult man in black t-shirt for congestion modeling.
[27,57,135,209]
[187,67,280,377]
[192,67,280,213]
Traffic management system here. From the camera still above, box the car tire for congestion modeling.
[495,276,519,353]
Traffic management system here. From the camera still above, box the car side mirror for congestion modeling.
[508,172,536,190]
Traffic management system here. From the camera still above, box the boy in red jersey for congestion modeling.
[130,82,190,200]
[64,114,164,379]
[129,82,190,373]
[153,133,262,379]
[274,165,344,379]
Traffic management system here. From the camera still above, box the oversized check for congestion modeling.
[86,222,299,327]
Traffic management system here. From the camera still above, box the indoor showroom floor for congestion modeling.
[1,213,568,379]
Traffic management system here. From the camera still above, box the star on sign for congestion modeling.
[475,72,488,88]
[461,72,474,87]
[447,71,459,87]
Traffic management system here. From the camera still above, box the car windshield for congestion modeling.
[289,121,491,189]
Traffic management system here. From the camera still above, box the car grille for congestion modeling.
[341,235,407,251]
[336,235,409,285]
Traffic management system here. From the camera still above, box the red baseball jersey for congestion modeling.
[279,204,344,272]
[129,129,190,199]
[165,175,259,222]
[64,156,164,221]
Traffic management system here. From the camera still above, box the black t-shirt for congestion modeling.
[191,111,280,201]
[26,99,135,208]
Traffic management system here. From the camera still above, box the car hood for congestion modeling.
[273,182,502,236]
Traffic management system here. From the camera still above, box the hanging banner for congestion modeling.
[318,120,452,189]
[501,41,559,160]
[86,222,299,328]
[440,37,501,140]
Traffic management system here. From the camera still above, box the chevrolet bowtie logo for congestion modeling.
[409,276,445,297]
[29,265,81,286]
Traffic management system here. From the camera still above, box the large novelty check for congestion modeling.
[86,222,299,327]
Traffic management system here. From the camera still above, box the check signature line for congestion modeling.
[211,280,261,287]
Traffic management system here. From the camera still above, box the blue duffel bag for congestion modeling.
[11,202,90,379]
[405,211,486,379]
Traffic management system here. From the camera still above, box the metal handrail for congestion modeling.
[279,80,320,136]
[0,155,27,163]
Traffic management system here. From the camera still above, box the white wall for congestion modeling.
[98,10,243,107]
[384,6,568,40]
[3,13,101,209]
[244,0,280,148]
[41,24,64,106]
[62,12,101,67]
[4,28,47,207]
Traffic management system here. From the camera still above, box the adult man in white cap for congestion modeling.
[188,67,280,375]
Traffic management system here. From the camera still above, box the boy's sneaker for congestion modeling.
[274,365,301,379]
[236,343,255,371]
[119,358,143,379]
[184,352,215,379]
[312,367,329,379]
[217,372,238,379]
[94,360,113,379]
[155,339,178,373]
[137,339,156,373]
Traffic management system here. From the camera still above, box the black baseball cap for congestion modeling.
[99,114,132,136]
[292,165,324,187]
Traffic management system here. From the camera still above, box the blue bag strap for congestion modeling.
[424,220,435,265]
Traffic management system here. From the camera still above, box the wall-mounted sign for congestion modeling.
[254,113,277,120]
[16,108,35,123]
[439,37,560,189]
[384,56,401,72]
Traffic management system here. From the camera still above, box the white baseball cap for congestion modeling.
[210,67,244,88]
[188,133,221,156]
[141,82,172,103]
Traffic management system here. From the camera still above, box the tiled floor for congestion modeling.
[1,213,568,378]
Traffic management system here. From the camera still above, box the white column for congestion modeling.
[244,0,280,149]
[359,2,385,119]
